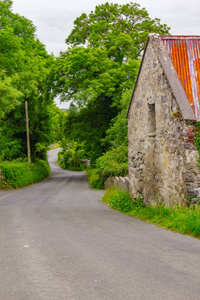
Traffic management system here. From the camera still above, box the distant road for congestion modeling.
[0,148,200,300]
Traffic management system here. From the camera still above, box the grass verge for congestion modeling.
[86,168,104,190]
[48,143,60,150]
[102,186,200,239]
[0,160,50,189]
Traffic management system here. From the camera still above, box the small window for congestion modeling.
[147,101,156,137]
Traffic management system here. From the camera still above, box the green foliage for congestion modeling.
[60,96,118,160]
[102,90,132,148]
[0,159,50,189]
[102,110,128,148]
[50,105,66,145]
[0,137,22,161]
[53,46,140,108]
[103,186,134,213]
[66,2,170,62]
[103,186,200,238]
[87,145,128,188]
[0,1,55,160]
[34,143,48,161]
[57,141,86,171]
[194,122,200,157]
[0,71,22,118]
[98,164,128,185]
[86,168,104,190]
[51,3,170,165]
[96,145,128,172]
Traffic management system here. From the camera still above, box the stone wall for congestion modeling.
[128,39,200,205]
[104,176,130,192]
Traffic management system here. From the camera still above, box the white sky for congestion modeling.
[12,0,200,56]
[11,0,200,108]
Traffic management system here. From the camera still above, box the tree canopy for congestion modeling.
[53,46,140,107]
[52,2,170,160]
[53,2,170,107]
[0,0,55,160]
[66,2,170,62]
[0,1,171,163]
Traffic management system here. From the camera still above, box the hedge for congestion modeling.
[0,160,50,189]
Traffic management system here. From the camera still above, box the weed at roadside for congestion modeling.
[102,186,200,239]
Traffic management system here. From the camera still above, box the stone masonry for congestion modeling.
[127,35,200,206]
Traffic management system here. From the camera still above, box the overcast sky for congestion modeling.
[12,0,200,56]
[11,0,200,108]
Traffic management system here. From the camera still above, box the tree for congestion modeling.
[66,2,170,62]
[0,0,54,160]
[52,2,170,160]
[52,46,139,108]
[102,90,132,148]
[0,71,22,118]
[61,94,119,160]
[53,2,170,109]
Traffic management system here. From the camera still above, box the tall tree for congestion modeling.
[66,2,170,62]
[53,2,170,108]
[0,0,54,160]
[52,2,170,159]
[53,46,139,107]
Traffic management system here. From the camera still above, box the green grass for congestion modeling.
[102,186,200,239]
[86,163,128,190]
[48,143,60,150]
[86,168,104,190]
[0,160,50,189]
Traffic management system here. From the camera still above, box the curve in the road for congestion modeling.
[0,148,200,300]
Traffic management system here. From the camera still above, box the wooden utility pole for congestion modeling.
[25,101,31,164]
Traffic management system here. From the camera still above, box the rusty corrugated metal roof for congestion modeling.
[161,35,200,120]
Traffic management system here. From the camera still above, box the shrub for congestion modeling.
[86,168,104,190]
[0,138,22,161]
[99,163,128,184]
[87,145,128,188]
[57,141,87,171]
[96,145,128,170]
[34,143,48,161]
[0,160,50,189]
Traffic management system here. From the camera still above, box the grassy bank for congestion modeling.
[86,168,104,190]
[102,186,200,239]
[0,160,50,189]
[86,145,128,190]
[57,150,86,171]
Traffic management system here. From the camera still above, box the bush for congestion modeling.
[86,168,104,190]
[96,145,128,169]
[0,138,22,161]
[57,141,87,171]
[99,163,128,184]
[0,159,50,189]
[34,143,48,161]
[87,145,128,189]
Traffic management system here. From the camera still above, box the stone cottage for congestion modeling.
[127,34,200,205]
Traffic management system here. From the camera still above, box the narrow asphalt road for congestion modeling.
[0,149,200,300]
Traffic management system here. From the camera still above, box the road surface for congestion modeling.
[0,148,200,300]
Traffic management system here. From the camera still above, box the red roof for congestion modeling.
[161,36,200,120]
